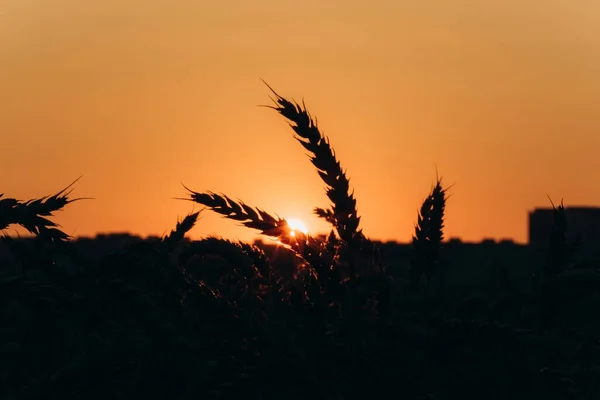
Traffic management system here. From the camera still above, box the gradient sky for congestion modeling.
[1,0,599,244]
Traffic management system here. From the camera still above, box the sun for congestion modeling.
[287,218,308,237]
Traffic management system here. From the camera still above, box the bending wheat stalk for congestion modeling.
[260,81,362,246]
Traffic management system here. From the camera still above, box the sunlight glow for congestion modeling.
[287,218,309,237]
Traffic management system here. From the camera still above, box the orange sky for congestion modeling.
[1,0,599,244]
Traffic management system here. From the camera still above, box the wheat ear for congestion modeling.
[546,196,567,274]
[162,211,200,253]
[179,187,291,238]
[409,176,448,286]
[260,81,361,245]
[0,176,88,241]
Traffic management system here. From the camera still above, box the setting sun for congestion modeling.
[287,218,308,237]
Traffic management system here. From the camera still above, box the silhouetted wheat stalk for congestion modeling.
[260,81,362,247]
[177,83,393,321]
[179,190,331,272]
[179,189,291,238]
[538,196,569,328]
[409,176,448,287]
[546,196,567,274]
[260,82,389,283]
[0,177,86,242]
[162,211,200,254]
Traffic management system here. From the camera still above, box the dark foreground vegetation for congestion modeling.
[2,85,600,399]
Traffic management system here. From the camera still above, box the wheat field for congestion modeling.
[1,84,598,400]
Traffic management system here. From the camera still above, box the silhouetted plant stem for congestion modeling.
[409,176,448,290]
[546,196,567,275]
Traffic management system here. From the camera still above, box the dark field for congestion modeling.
[2,87,599,399]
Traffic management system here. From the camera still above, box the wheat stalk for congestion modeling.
[409,175,449,287]
[179,189,328,263]
[260,81,362,246]
[179,188,291,238]
[179,187,336,283]
[162,211,200,253]
[0,176,88,241]
[546,196,567,274]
